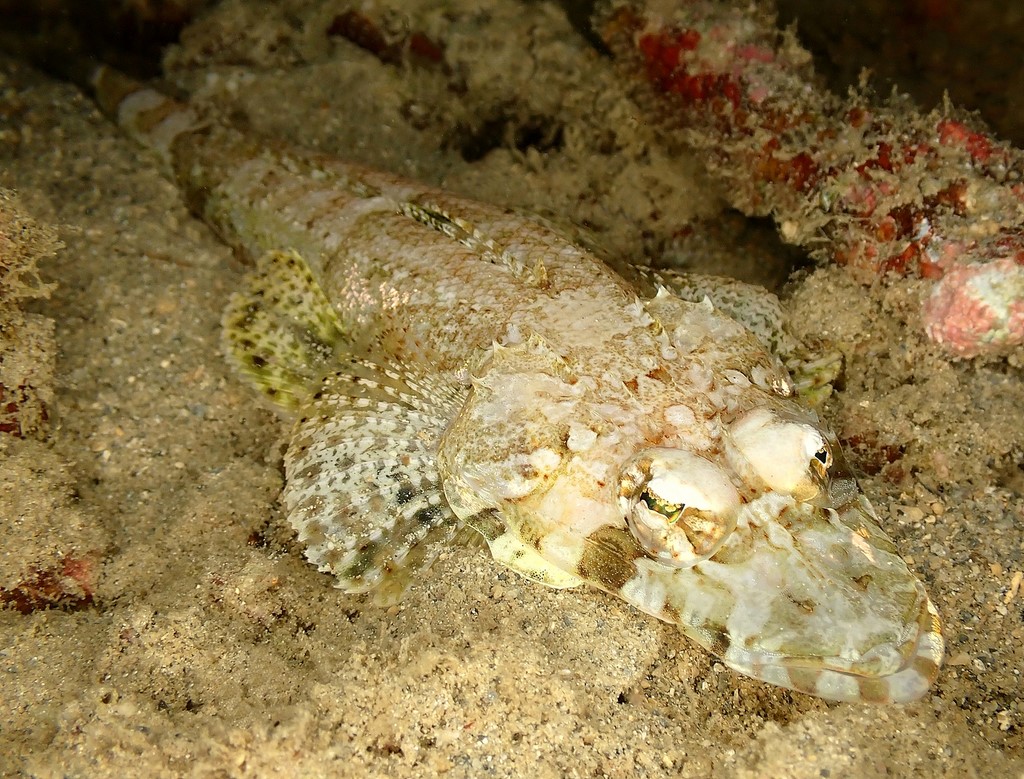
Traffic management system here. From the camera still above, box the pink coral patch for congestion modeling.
[923,259,1024,357]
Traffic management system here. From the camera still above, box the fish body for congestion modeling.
[88,64,942,703]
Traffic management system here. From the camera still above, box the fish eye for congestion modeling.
[638,490,685,523]
[728,409,833,500]
[810,442,832,480]
[618,449,739,568]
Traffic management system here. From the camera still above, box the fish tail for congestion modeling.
[0,32,200,167]
[87,64,201,166]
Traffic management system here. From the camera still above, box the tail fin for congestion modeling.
[0,34,199,165]
[87,65,201,165]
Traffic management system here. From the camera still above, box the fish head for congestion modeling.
[610,407,944,704]
[439,299,942,703]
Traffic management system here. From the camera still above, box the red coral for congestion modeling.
[327,9,445,67]
[0,555,97,614]
[600,0,1024,357]
[0,381,50,438]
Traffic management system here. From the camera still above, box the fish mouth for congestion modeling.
[663,489,945,703]
[712,591,944,703]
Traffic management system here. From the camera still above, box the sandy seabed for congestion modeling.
[1,1,1022,776]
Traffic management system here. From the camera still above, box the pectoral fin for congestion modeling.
[284,357,469,604]
[222,249,348,411]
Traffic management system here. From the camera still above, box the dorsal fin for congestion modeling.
[399,201,548,286]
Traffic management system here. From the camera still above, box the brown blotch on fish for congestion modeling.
[785,666,824,697]
[704,628,730,658]
[856,676,893,705]
[133,97,184,135]
[912,654,941,682]
[853,574,873,591]
[577,525,644,592]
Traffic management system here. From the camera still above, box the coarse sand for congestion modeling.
[1,1,1022,776]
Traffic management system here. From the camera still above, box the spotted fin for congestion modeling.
[489,533,586,588]
[655,270,842,405]
[222,249,348,411]
[283,357,469,604]
[652,270,791,354]
[399,201,548,286]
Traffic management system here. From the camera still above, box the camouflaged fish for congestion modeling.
[84,63,943,703]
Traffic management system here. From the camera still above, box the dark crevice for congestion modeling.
[0,0,210,79]
[450,111,565,163]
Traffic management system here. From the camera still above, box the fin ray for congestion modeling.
[652,269,842,405]
[284,360,468,603]
[222,249,348,411]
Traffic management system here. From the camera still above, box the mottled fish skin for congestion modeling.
[86,64,943,703]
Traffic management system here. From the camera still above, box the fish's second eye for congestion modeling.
[618,449,740,568]
[727,409,833,500]
[810,442,832,481]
